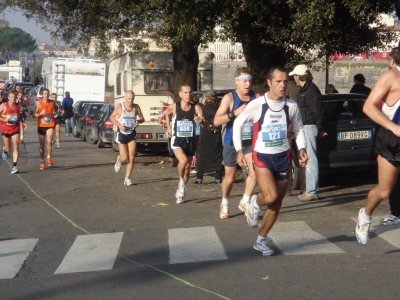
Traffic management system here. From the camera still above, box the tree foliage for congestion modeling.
[0,26,36,52]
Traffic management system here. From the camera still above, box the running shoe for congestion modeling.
[253,238,275,256]
[238,199,249,214]
[40,161,45,170]
[175,189,184,204]
[219,203,229,219]
[246,194,260,228]
[380,215,400,226]
[124,178,133,186]
[177,183,185,197]
[47,157,53,167]
[114,155,121,173]
[11,166,19,174]
[356,208,371,245]
[54,142,61,149]
[2,147,7,160]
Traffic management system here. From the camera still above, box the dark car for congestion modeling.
[291,93,378,189]
[192,89,233,103]
[72,101,104,138]
[77,102,106,141]
[86,103,115,148]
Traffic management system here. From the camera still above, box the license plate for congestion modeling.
[337,130,372,141]
[157,133,168,139]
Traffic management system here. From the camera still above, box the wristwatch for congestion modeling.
[228,112,234,120]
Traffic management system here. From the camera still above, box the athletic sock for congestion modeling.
[361,208,372,223]
[256,235,265,243]
[179,178,185,186]
[242,194,250,203]
[222,198,229,205]
[47,155,51,158]
[13,162,17,167]
[56,139,59,143]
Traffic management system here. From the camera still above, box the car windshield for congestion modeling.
[322,99,365,117]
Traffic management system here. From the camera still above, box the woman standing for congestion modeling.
[110,90,144,186]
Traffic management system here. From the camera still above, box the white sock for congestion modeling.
[361,208,372,223]
[47,155,51,158]
[179,178,185,186]
[242,194,250,203]
[256,235,266,243]
[56,139,59,143]
[20,136,23,139]
[222,198,229,205]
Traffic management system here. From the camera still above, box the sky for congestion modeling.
[2,10,52,43]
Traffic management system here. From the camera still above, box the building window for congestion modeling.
[116,73,121,95]
[144,72,173,94]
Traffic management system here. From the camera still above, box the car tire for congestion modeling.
[291,158,301,190]
[72,125,80,138]
[97,130,105,148]
[81,127,86,141]
[112,132,119,152]
[86,128,96,145]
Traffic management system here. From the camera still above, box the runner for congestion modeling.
[16,91,26,143]
[0,91,27,173]
[51,93,62,148]
[356,47,400,244]
[165,84,204,204]
[110,90,144,186]
[233,66,307,256]
[33,88,56,170]
[213,67,257,219]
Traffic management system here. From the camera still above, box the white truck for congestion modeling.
[41,57,106,102]
[107,51,213,151]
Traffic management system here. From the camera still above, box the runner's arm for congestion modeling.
[213,93,233,126]
[135,104,145,124]
[232,101,256,152]
[110,103,124,131]
[290,102,307,151]
[165,103,175,138]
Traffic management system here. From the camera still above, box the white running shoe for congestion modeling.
[54,142,61,149]
[380,215,400,226]
[114,155,122,173]
[2,147,7,160]
[356,208,371,245]
[220,203,229,219]
[253,238,275,256]
[246,195,260,228]
[124,178,133,186]
[238,200,248,216]
[11,166,19,174]
[175,189,184,204]
[177,183,185,197]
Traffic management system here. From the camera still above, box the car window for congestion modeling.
[90,105,103,116]
[323,99,365,116]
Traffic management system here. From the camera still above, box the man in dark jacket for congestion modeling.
[350,74,371,96]
[290,64,327,202]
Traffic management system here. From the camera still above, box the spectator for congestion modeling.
[290,64,327,202]
[325,84,339,94]
[194,91,223,184]
[62,91,74,136]
[350,74,371,95]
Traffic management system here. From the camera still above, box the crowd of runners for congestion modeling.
[2,47,400,255]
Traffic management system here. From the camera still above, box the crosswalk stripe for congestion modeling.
[168,226,228,264]
[353,215,400,248]
[0,238,38,279]
[54,232,123,274]
[268,221,345,255]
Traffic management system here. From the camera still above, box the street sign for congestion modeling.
[19,52,28,68]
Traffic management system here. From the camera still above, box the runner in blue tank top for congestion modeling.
[214,67,257,219]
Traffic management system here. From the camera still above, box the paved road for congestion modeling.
[0,118,398,300]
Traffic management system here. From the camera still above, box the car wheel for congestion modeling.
[81,127,86,141]
[112,132,119,152]
[97,130,105,148]
[291,159,301,190]
[86,128,96,145]
[72,125,80,138]
[167,138,178,167]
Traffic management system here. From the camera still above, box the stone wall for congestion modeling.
[212,61,388,93]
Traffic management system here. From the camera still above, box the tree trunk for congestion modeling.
[172,45,199,102]
[241,38,286,94]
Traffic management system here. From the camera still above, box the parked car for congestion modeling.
[86,104,115,148]
[71,101,104,137]
[9,82,35,92]
[28,84,44,115]
[25,88,35,109]
[290,93,378,189]
[192,89,233,103]
[74,102,106,141]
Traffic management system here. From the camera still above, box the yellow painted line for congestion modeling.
[6,162,231,300]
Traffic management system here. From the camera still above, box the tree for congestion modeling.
[0,19,10,28]
[0,26,36,52]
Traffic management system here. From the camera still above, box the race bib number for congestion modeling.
[177,120,193,137]
[43,114,52,124]
[262,124,286,147]
[7,114,17,125]
[122,117,135,132]
[242,121,253,140]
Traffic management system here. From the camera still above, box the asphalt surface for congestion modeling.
[0,117,398,300]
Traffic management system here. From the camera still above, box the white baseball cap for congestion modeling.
[289,64,308,76]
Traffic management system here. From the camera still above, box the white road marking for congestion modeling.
[268,221,345,255]
[169,226,228,264]
[353,215,400,248]
[55,232,123,274]
[0,239,38,279]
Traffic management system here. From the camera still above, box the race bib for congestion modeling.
[177,120,193,137]
[122,117,135,132]
[262,124,286,147]
[242,121,253,140]
[43,114,52,124]
[7,114,17,125]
